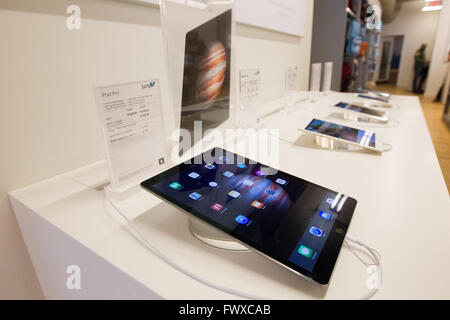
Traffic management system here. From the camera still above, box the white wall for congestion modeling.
[424,0,450,98]
[0,0,313,299]
[381,0,440,89]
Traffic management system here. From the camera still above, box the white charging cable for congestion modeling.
[105,192,381,300]
[344,236,382,300]
[105,193,265,300]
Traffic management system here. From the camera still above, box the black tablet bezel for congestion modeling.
[140,148,356,286]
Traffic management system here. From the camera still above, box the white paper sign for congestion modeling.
[286,66,299,92]
[322,62,333,92]
[94,79,167,190]
[239,69,261,106]
[235,0,307,37]
[239,69,262,126]
[310,63,322,92]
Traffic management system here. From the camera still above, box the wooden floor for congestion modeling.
[376,83,450,193]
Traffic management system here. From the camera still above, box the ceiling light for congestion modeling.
[422,5,443,11]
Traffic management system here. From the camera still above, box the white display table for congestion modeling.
[9,93,450,299]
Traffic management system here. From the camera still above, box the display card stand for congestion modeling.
[188,218,250,252]
[238,106,264,129]
[309,63,322,103]
[281,66,300,114]
[105,184,141,201]
[321,90,334,97]
[309,92,321,104]
[295,92,309,105]
[281,94,298,114]
[321,62,333,96]
[238,69,263,128]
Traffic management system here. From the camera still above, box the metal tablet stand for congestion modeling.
[314,135,353,151]
[343,111,370,122]
[188,218,250,252]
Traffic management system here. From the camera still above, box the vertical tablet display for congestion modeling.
[181,9,232,133]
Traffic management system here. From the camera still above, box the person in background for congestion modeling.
[434,49,450,102]
[413,44,427,94]
[418,61,430,94]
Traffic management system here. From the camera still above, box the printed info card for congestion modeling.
[94,79,167,190]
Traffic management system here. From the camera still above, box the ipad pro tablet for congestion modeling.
[141,148,357,286]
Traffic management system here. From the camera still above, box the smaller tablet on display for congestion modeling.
[333,102,389,122]
[299,118,384,152]
[357,93,389,103]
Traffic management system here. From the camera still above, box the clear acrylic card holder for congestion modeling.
[160,0,237,159]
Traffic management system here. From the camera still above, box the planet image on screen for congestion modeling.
[195,41,227,105]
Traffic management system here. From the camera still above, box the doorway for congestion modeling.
[377,35,405,86]
[377,35,404,85]
[389,35,404,85]
[378,36,394,82]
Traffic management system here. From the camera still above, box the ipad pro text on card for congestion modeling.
[94,79,168,191]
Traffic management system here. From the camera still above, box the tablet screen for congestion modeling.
[335,102,385,117]
[181,10,231,133]
[357,93,389,103]
[141,148,356,285]
[305,119,376,148]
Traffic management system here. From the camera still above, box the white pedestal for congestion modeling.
[9,93,450,299]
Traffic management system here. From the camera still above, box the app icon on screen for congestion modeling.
[298,245,313,258]
[275,178,287,185]
[255,170,265,176]
[188,172,200,179]
[243,179,254,186]
[251,200,264,209]
[209,181,218,187]
[223,171,234,178]
[309,226,323,237]
[235,215,249,225]
[319,211,331,220]
[189,192,202,200]
[228,190,240,198]
[211,203,224,212]
[237,164,247,169]
[169,182,182,190]
[204,164,216,169]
